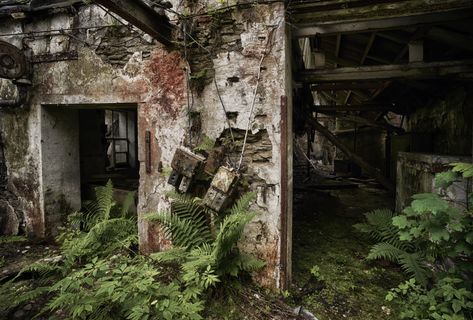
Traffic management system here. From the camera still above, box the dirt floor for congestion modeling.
[291,178,405,320]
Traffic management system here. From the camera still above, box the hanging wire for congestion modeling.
[236,54,265,171]
[183,21,194,148]
[180,19,235,144]
[235,23,279,172]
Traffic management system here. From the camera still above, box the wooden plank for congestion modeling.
[295,59,473,83]
[279,95,289,290]
[313,104,393,112]
[94,0,173,46]
[316,110,405,133]
[293,8,473,37]
[311,82,385,90]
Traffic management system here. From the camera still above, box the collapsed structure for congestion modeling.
[0,0,472,289]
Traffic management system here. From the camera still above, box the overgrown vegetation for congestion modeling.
[355,163,473,319]
[291,186,404,320]
[0,181,265,319]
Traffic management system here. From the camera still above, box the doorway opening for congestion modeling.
[79,107,139,209]
[41,104,139,235]
[288,6,473,319]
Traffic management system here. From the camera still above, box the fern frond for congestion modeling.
[355,209,411,250]
[120,191,136,218]
[218,253,265,277]
[146,212,212,249]
[62,218,137,263]
[95,180,115,221]
[398,252,429,286]
[213,211,256,263]
[0,285,49,312]
[10,261,62,283]
[150,247,188,264]
[367,242,405,261]
[228,192,256,217]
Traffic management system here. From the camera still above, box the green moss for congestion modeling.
[291,189,405,320]
[0,235,27,244]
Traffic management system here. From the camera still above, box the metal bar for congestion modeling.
[279,95,289,290]
[145,130,151,174]
[293,8,473,37]
[307,129,311,177]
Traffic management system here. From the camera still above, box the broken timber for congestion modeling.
[94,0,174,46]
[296,59,473,83]
[307,118,395,191]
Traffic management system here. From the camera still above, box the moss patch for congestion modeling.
[291,186,405,320]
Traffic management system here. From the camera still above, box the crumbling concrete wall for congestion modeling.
[0,2,289,288]
[396,152,471,211]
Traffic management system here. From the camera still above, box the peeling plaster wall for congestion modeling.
[0,2,288,288]
[41,107,81,236]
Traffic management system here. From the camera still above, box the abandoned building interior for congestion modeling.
[0,0,473,319]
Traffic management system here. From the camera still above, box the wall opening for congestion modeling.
[41,104,139,235]
[288,12,473,318]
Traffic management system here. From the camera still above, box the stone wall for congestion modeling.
[0,1,289,288]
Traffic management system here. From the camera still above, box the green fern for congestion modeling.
[367,242,405,261]
[398,253,428,286]
[354,209,409,249]
[62,218,137,265]
[367,243,428,285]
[355,208,429,285]
[146,193,213,249]
[147,192,264,283]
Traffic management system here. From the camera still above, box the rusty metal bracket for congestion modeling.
[280,95,289,290]
[145,131,151,174]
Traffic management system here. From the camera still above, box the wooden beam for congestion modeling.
[313,104,393,112]
[361,32,376,64]
[295,59,473,83]
[319,92,339,104]
[311,82,385,91]
[316,110,404,133]
[293,9,473,37]
[94,0,173,46]
[325,51,358,67]
[307,118,395,191]
[334,34,342,67]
